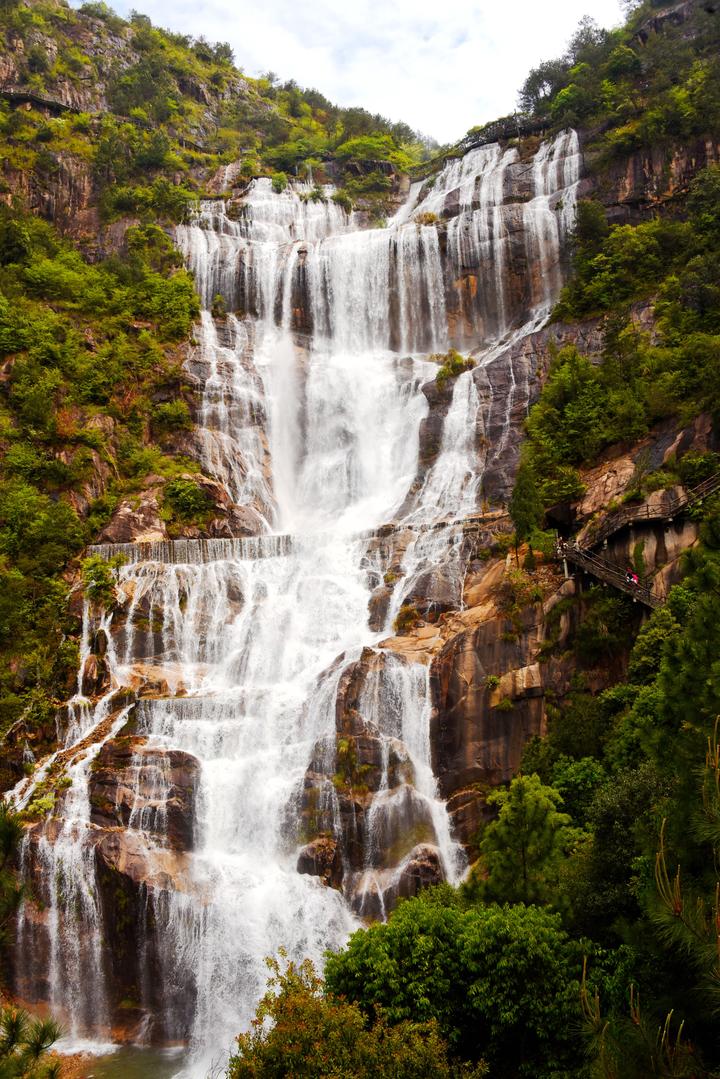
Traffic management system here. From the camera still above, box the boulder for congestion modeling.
[297,836,343,889]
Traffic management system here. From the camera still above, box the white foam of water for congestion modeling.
[15,131,582,1075]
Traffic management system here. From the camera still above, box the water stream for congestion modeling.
[10,131,581,1075]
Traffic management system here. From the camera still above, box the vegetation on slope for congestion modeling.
[0,0,437,222]
[512,164,720,517]
[519,0,720,159]
[0,205,200,754]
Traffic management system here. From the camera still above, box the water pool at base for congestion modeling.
[80,1047,186,1079]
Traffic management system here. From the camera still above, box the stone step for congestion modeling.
[89,511,507,566]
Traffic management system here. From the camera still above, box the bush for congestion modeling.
[228,954,468,1078]
[392,604,421,634]
[81,554,123,609]
[270,171,288,193]
[431,349,475,388]
[163,477,211,522]
[332,189,353,214]
[677,450,719,488]
[152,400,192,434]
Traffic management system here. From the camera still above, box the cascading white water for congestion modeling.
[13,130,582,1074]
[189,311,275,526]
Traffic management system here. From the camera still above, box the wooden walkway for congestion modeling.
[583,471,720,549]
[558,469,720,609]
[558,542,661,609]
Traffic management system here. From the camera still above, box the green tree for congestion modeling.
[0,804,23,967]
[478,774,577,905]
[163,478,211,523]
[509,455,543,552]
[324,895,581,1076]
[0,1005,61,1078]
[80,554,123,610]
[228,953,472,1079]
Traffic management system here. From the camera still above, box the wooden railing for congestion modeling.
[584,471,720,549]
[558,542,661,609]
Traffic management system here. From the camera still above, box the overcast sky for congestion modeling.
[85,0,626,142]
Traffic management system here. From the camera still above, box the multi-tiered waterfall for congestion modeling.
[10,130,581,1075]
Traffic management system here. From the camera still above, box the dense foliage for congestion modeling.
[519,1,720,160]
[227,954,479,1078]
[512,164,720,514]
[0,205,199,747]
[325,896,580,1077]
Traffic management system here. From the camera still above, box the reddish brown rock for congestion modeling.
[395,844,445,900]
[297,836,343,888]
[89,738,200,852]
[80,653,111,698]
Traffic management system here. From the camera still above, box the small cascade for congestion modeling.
[188,311,275,526]
[523,128,582,317]
[410,369,485,524]
[350,655,465,918]
[13,130,583,1074]
[14,692,134,1042]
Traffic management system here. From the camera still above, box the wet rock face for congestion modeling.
[395,844,444,899]
[426,581,589,846]
[15,685,199,1042]
[1,155,97,239]
[80,652,111,698]
[89,738,200,851]
[17,817,195,1043]
[430,615,547,796]
[296,649,448,915]
[297,835,343,888]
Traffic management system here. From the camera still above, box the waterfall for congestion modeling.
[11,130,582,1073]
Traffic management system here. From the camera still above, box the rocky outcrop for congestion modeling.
[89,737,200,851]
[1,153,97,236]
[409,313,608,508]
[297,649,446,915]
[427,581,579,845]
[586,135,720,223]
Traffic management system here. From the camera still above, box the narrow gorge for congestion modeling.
[8,131,581,1072]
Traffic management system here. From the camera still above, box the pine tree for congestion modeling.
[479,774,578,905]
[509,458,543,560]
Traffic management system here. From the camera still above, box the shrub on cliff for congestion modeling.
[432,349,474,388]
[163,477,212,523]
[0,204,200,735]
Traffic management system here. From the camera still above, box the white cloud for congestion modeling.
[78,0,625,141]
